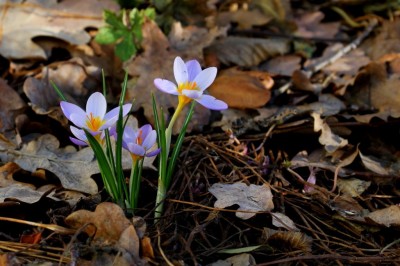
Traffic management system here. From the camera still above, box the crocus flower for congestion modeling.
[60,92,132,144]
[154,56,228,110]
[69,126,105,146]
[122,124,160,162]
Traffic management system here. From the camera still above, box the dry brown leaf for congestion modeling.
[0,162,60,204]
[312,112,348,153]
[209,182,274,220]
[337,178,371,198]
[271,212,298,231]
[205,36,290,67]
[0,0,118,59]
[366,205,400,227]
[210,253,256,266]
[208,68,273,109]
[347,57,400,122]
[262,55,302,77]
[294,11,340,39]
[214,8,272,29]
[23,59,101,115]
[0,78,26,132]
[118,225,140,261]
[362,20,400,60]
[359,151,400,176]
[0,134,99,194]
[65,202,131,243]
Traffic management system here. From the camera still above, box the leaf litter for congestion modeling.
[1,0,400,265]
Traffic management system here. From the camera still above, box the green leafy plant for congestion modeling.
[95,8,155,61]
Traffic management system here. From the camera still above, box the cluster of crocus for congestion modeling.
[58,56,227,216]
[59,89,159,210]
[152,56,228,219]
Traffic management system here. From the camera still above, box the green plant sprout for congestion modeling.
[95,7,155,61]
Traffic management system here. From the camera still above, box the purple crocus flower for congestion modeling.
[154,56,228,110]
[122,124,160,162]
[60,92,132,146]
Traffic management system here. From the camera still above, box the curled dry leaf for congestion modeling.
[65,202,132,243]
[0,78,26,132]
[208,68,273,109]
[209,182,274,220]
[311,112,348,153]
[365,205,400,227]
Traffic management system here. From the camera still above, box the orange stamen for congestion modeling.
[85,113,104,132]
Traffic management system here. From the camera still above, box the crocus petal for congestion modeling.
[60,101,86,121]
[182,89,202,99]
[70,113,88,128]
[196,95,228,110]
[70,137,88,146]
[193,67,217,92]
[127,143,145,156]
[142,130,157,150]
[139,124,152,140]
[146,148,161,157]
[70,126,87,141]
[154,79,179,95]
[86,92,107,118]
[174,56,188,84]
[101,103,132,130]
[123,126,136,141]
[186,60,202,81]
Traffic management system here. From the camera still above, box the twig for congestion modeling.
[278,19,378,94]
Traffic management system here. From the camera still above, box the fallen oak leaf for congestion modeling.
[0,134,98,194]
[209,182,274,220]
[65,202,131,243]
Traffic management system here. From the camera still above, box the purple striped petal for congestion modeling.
[186,60,202,81]
[146,148,161,157]
[142,130,157,150]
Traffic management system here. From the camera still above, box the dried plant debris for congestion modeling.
[209,182,274,219]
